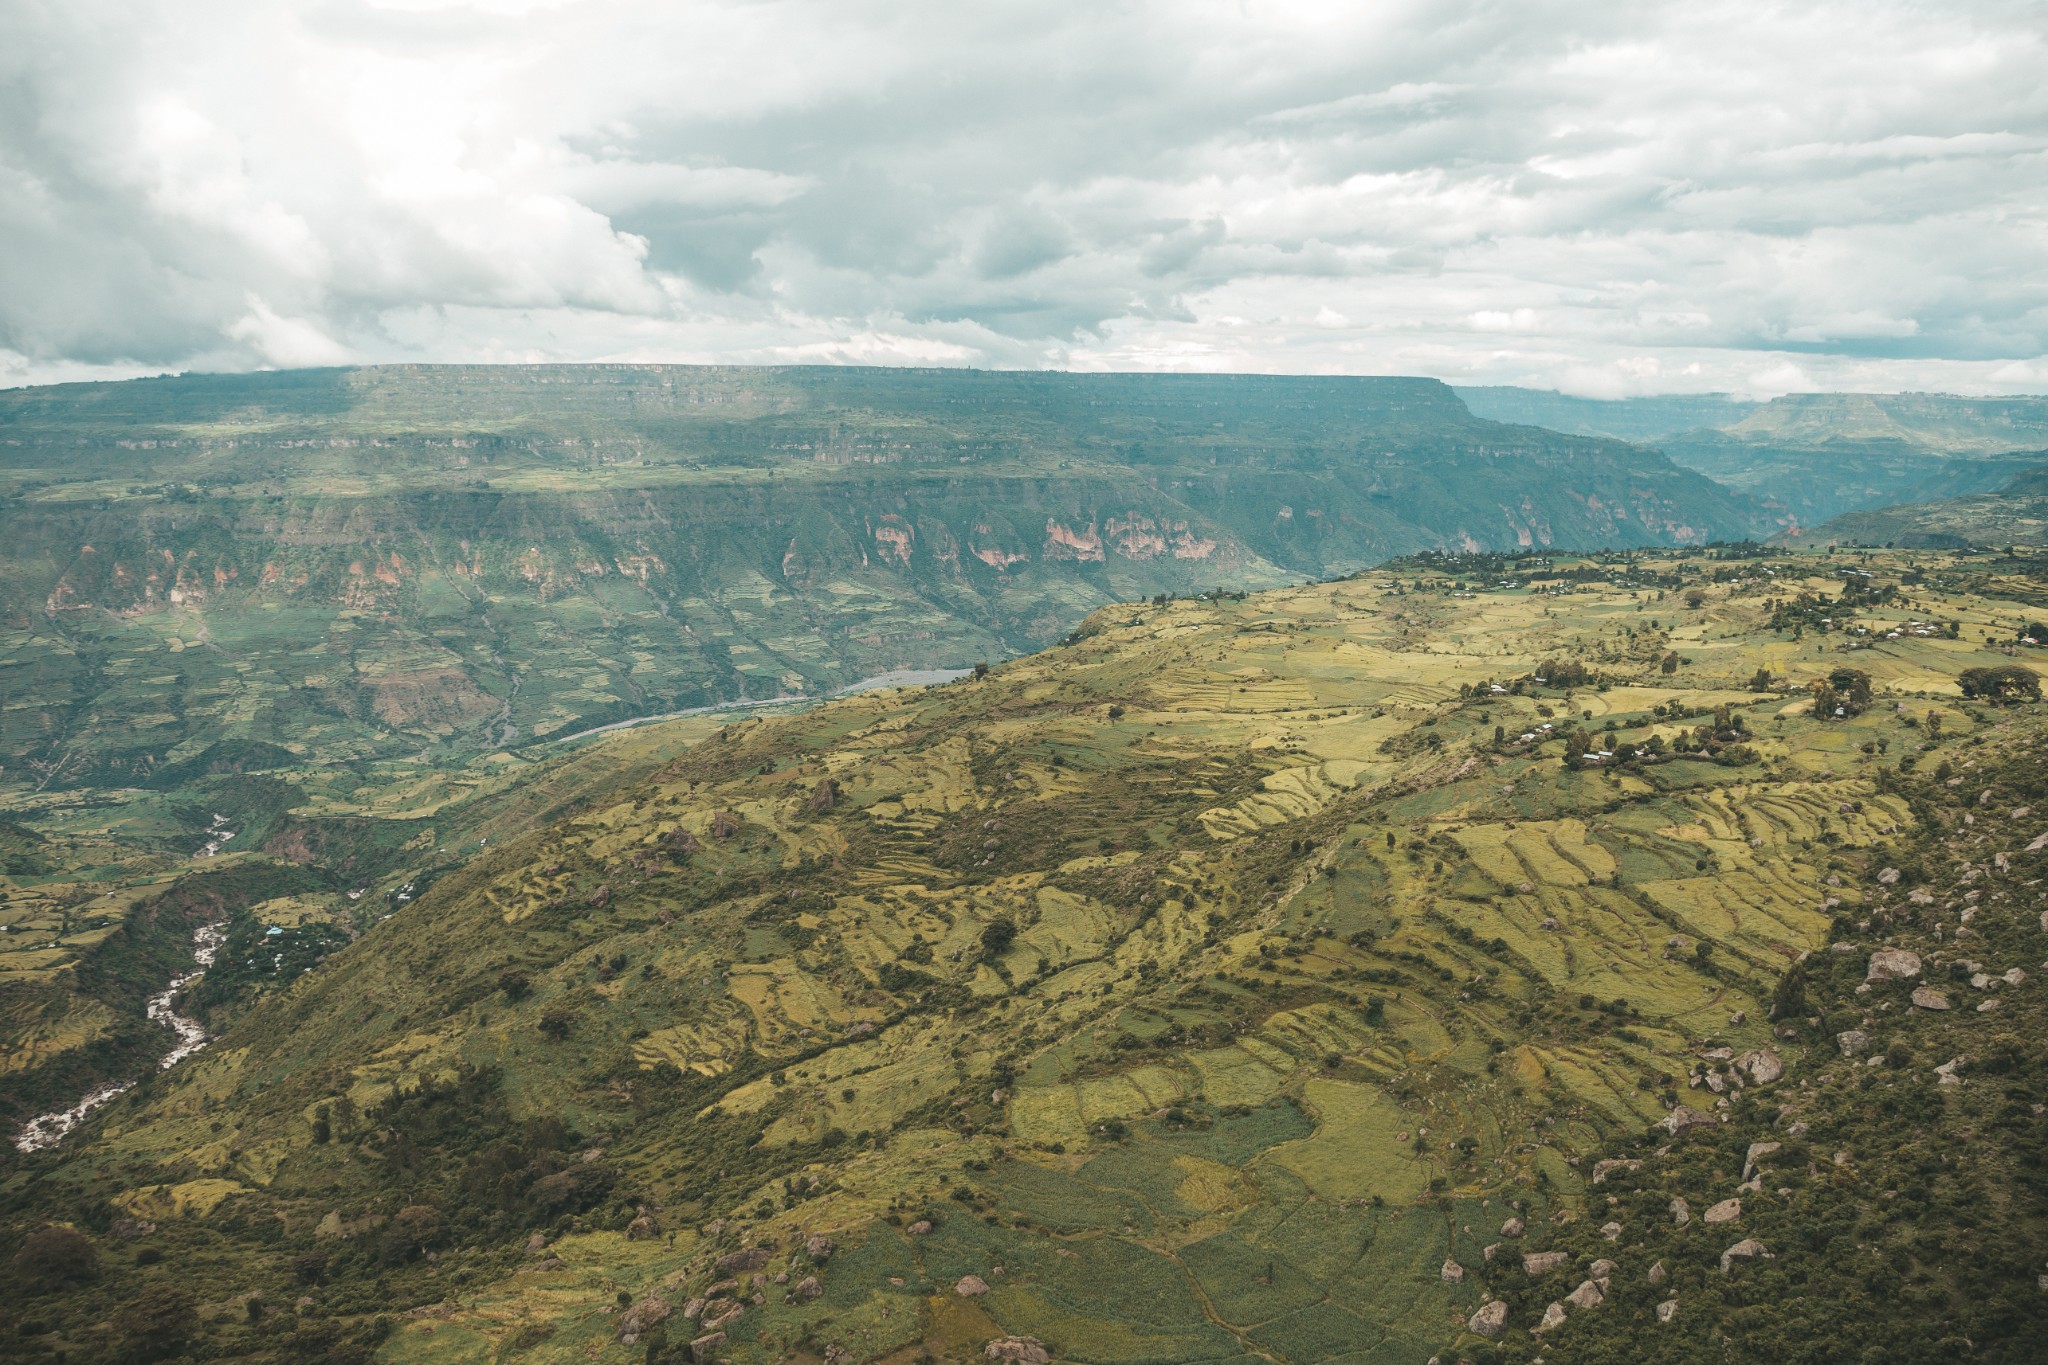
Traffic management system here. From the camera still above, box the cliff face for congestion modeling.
[0,366,1769,785]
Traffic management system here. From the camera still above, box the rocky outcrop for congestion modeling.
[1867,948,1923,982]
[955,1275,990,1296]
[1704,1198,1742,1225]
[1467,1300,1510,1338]
[1720,1238,1772,1272]
[985,1339,1051,1363]
[1523,1251,1569,1276]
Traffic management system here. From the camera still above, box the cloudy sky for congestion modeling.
[2,0,2044,395]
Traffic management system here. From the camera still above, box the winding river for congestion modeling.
[14,920,226,1153]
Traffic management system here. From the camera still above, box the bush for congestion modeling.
[113,1283,196,1363]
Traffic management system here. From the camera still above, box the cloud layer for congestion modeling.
[2,0,2044,394]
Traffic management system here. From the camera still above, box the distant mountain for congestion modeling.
[1463,386,2048,527]
[1793,463,2048,548]
[0,366,1769,789]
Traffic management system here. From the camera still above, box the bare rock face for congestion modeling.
[1704,1198,1742,1225]
[1867,948,1923,982]
[1670,1197,1692,1227]
[1535,1302,1569,1333]
[1566,1279,1605,1309]
[955,1275,990,1297]
[1440,1258,1465,1284]
[1467,1300,1510,1339]
[1500,1216,1526,1238]
[1656,1298,1679,1323]
[1523,1251,1569,1276]
[1720,1238,1772,1272]
[1837,1029,1870,1056]
[1911,986,1952,1011]
[985,1339,1051,1364]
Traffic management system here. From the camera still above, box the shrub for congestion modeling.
[12,1226,98,1292]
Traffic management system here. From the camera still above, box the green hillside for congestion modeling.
[6,546,2045,1364]
[1796,466,2048,550]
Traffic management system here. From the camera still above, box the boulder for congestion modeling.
[1866,948,1923,982]
[985,1339,1052,1364]
[526,1232,549,1253]
[1669,1197,1691,1227]
[626,1215,659,1241]
[1910,987,1951,1011]
[1837,1029,1870,1056]
[1500,1216,1526,1238]
[1467,1300,1509,1339]
[1703,1198,1741,1225]
[1662,1106,1716,1136]
[690,1332,728,1364]
[955,1275,990,1297]
[1743,1142,1781,1180]
[1523,1251,1569,1276]
[1566,1279,1605,1309]
[1720,1238,1771,1272]
[681,1299,705,1320]
[1647,1260,1667,1286]
[1440,1259,1465,1284]
[789,1276,822,1303]
[1535,1302,1568,1333]
[1600,1221,1623,1242]
[805,1234,837,1261]
[907,1220,934,1236]
[1737,1049,1784,1084]
[1877,867,1900,884]
[715,1247,769,1274]
[1656,1298,1679,1323]
[615,1296,670,1344]
[1592,1159,1641,1184]
[1589,1259,1617,1283]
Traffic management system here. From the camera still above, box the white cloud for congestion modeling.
[0,0,2043,391]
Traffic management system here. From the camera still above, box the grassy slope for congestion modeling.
[5,548,2046,1364]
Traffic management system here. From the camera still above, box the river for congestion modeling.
[14,920,227,1153]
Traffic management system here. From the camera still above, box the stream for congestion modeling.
[14,920,227,1153]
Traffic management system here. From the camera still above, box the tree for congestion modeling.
[12,1225,98,1291]
[113,1283,196,1363]
[1958,665,2041,704]
[1660,652,1679,674]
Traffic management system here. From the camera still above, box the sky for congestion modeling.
[1,0,2044,396]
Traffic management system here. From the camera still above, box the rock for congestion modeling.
[907,1220,933,1236]
[1589,1259,1617,1283]
[1720,1238,1771,1272]
[1744,1142,1781,1179]
[1648,1260,1668,1286]
[985,1338,1052,1364]
[1600,1221,1623,1242]
[1500,1216,1526,1238]
[1670,1197,1691,1227]
[615,1296,671,1344]
[1728,1010,1747,1025]
[1566,1279,1605,1309]
[626,1215,659,1241]
[1467,1300,1510,1339]
[824,1347,854,1365]
[1656,1298,1679,1323]
[1910,986,1951,1011]
[1518,882,1535,894]
[1591,1158,1641,1184]
[1662,1106,1716,1136]
[690,1332,728,1364]
[805,1233,837,1261]
[1535,1302,1569,1333]
[1440,1258,1465,1284]
[526,1232,549,1253]
[1837,1029,1870,1056]
[1703,1198,1741,1225]
[533,1256,565,1271]
[955,1275,990,1297]
[1979,998,2002,1013]
[1878,867,1901,884]
[789,1276,822,1303]
[1737,1049,1784,1084]
[682,1299,704,1320]
[1867,948,1923,982]
[1482,1242,1501,1262]
[715,1247,769,1274]
[2005,967,2028,986]
[1523,1251,1569,1276]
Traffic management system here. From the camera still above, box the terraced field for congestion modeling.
[5,546,2047,1364]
